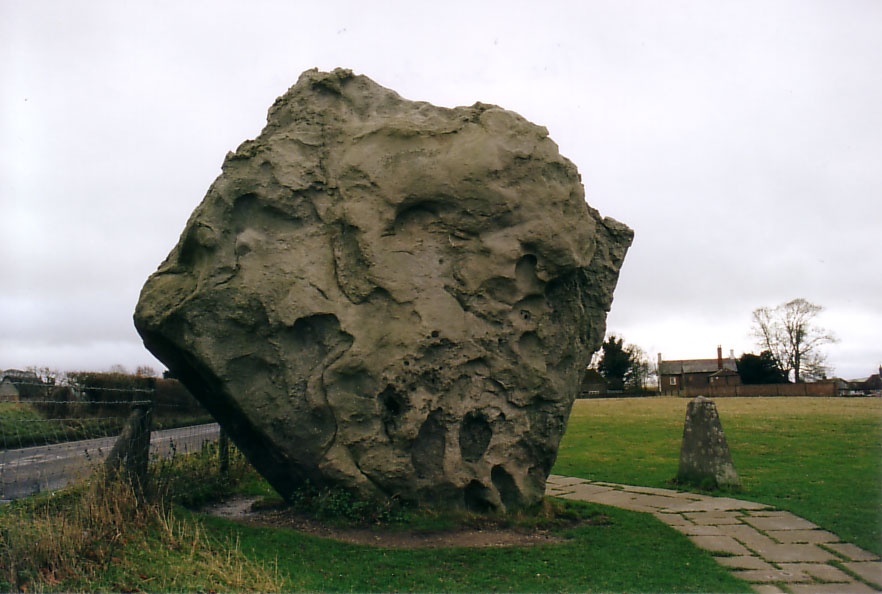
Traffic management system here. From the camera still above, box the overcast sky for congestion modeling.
[2,0,879,381]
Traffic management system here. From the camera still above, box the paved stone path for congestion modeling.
[546,475,882,594]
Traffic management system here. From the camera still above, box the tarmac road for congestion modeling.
[0,423,220,501]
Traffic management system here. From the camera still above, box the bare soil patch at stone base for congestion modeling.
[202,496,572,548]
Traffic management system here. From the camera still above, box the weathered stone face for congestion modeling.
[134,68,632,511]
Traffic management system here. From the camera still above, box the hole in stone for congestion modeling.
[421,368,441,389]
[464,480,495,513]
[515,254,541,292]
[431,330,440,338]
[379,386,403,417]
[379,385,407,436]
[390,200,442,234]
[491,465,520,510]
[517,331,546,370]
[459,411,492,463]
[412,410,445,479]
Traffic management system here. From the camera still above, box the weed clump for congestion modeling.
[286,482,410,526]
[276,482,611,536]
[0,443,280,593]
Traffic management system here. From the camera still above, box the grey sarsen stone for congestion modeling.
[134,68,633,511]
[677,396,741,489]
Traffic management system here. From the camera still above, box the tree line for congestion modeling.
[588,297,837,392]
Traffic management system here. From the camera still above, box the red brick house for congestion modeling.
[658,347,741,395]
[846,367,882,395]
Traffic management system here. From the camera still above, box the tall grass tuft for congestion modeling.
[1,473,150,590]
[0,443,282,593]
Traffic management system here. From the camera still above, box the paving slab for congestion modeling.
[687,534,753,556]
[545,477,882,593]
[654,512,694,527]
[544,489,573,497]
[567,489,656,512]
[676,523,726,536]
[668,498,771,513]
[787,582,880,594]
[714,555,777,571]
[717,524,779,551]
[827,543,881,562]
[751,585,788,594]
[842,561,882,588]
[684,510,745,525]
[752,543,838,564]
[557,489,635,506]
[766,529,840,544]
[554,482,616,499]
[732,567,811,583]
[743,513,820,532]
[545,474,588,487]
[626,493,691,510]
[619,484,703,499]
[777,562,854,583]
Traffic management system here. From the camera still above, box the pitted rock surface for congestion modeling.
[134,68,632,511]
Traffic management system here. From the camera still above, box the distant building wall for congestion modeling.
[0,378,21,402]
[678,381,839,398]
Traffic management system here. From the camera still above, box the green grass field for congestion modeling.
[0,402,124,449]
[553,396,882,555]
[3,395,879,592]
[88,503,748,593]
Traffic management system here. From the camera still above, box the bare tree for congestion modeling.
[135,365,158,378]
[751,298,837,383]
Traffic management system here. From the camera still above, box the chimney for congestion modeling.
[658,353,663,367]
[717,345,723,370]
[730,349,735,360]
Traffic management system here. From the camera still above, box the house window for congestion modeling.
[669,377,677,386]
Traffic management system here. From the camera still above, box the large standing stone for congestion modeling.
[677,396,741,489]
[134,68,633,511]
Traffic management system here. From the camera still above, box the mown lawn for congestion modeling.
[553,396,882,555]
[70,501,750,593]
[2,433,751,593]
[6,395,878,592]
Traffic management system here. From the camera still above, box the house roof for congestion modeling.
[0,370,46,399]
[659,358,738,375]
[848,374,882,387]
[1,369,39,383]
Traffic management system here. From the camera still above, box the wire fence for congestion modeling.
[0,379,223,501]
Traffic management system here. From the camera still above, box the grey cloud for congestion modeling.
[2,0,879,379]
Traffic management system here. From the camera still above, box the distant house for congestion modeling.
[846,367,882,396]
[0,377,20,401]
[0,369,44,402]
[658,347,741,395]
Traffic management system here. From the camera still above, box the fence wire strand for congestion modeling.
[1,382,220,501]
